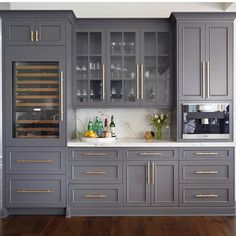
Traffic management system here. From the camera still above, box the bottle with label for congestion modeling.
[87,117,94,131]
[109,115,116,137]
[98,118,104,137]
[104,118,108,132]
[94,116,100,135]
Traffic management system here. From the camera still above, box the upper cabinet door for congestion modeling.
[35,20,66,45]
[205,23,233,100]
[5,19,35,45]
[72,28,106,107]
[140,28,173,106]
[107,28,140,106]
[178,22,205,101]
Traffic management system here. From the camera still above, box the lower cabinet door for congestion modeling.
[124,161,150,206]
[69,184,122,207]
[151,161,178,206]
[6,175,66,208]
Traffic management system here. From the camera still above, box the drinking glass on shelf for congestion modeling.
[130,72,135,79]
[82,65,87,79]
[82,88,87,102]
[96,62,100,78]
[76,66,82,79]
[110,63,116,78]
[116,64,122,78]
[89,62,93,78]
[90,89,94,102]
[130,42,135,54]
[111,42,116,54]
[123,68,128,78]
[111,87,116,102]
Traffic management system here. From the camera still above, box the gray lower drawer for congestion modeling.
[6,147,66,174]
[69,161,122,184]
[179,184,234,207]
[69,148,120,160]
[6,175,66,208]
[180,160,233,183]
[69,184,122,207]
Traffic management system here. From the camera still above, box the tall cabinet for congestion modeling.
[2,11,75,216]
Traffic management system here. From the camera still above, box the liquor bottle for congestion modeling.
[104,118,108,132]
[87,117,94,131]
[109,115,116,137]
[94,116,100,135]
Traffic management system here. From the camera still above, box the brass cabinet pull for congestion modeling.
[195,170,219,174]
[195,193,219,198]
[84,194,107,198]
[83,170,106,175]
[147,161,150,184]
[206,61,210,98]
[82,152,107,156]
[30,30,34,42]
[136,64,139,99]
[141,64,144,99]
[195,152,218,156]
[102,64,105,100]
[16,189,54,193]
[152,162,155,185]
[35,30,39,42]
[16,159,55,164]
[140,152,162,156]
[60,71,64,122]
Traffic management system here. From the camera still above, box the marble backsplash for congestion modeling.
[76,109,171,139]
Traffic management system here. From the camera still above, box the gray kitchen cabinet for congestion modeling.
[5,18,66,45]
[178,21,233,100]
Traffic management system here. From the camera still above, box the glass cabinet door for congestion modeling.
[107,29,140,105]
[141,29,172,106]
[74,29,105,106]
[13,62,61,139]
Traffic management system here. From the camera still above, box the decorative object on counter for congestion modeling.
[109,115,116,137]
[144,131,155,141]
[150,113,168,140]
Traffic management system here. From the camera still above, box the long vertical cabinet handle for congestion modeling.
[152,162,155,185]
[30,30,34,42]
[35,30,39,42]
[102,64,105,100]
[202,61,206,99]
[60,71,64,122]
[206,61,210,98]
[136,64,139,99]
[147,162,150,184]
[141,64,144,99]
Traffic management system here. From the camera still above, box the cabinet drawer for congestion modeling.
[6,175,66,207]
[179,184,233,207]
[69,148,120,160]
[69,161,122,184]
[69,184,122,206]
[126,148,177,159]
[180,160,233,183]
[6,147,66,174]
[180,148,233,159]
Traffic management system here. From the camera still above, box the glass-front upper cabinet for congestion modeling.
[5,46,66,146]
[74,29,105,106]
[107,28,140,105]
[140,29,172,106]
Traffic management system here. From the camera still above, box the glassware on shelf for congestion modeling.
[130,72,135,79]
[111,42,116,54]
[129,42,135,54]
[82,65,87,79]
[82,88,87,102]
[96,62,100,78]
[76,66,82,79]
[116,64,122,78]
[145,70,150,79]
[149,88,156,100]
[128,87,135,102]
[90,89,94,102]
[110,64,116,78]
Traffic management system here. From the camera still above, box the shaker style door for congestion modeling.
[107,28,140,106]
[73,28,106,107]
[140,28,173,106]
[4,46,66,146]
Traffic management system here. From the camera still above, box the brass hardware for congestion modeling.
[141,64,144,99]
[35,30,39,42]
[202,61,206,98]
[83,170,106,175]
[195,152,218,156]
[60,71,64,122]
[102,64,105,100]
[195,193,219,198]
[16,159,55,164]
[152,162,155,185]
[140,152,162,156]
[206,61,210,98]
[30,30,34,42]
[147,162,150,184]
[16,189,54,193]
[84,194,107,198]
[136,64,139,99]
[195,170,219,174]
[83,152,107,156]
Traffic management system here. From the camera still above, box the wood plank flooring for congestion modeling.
[1,216,236,236]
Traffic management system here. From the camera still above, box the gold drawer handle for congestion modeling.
[30,30,34,42]
[16,189,54,193]
[84,194,107,198]
[195,193,219,198]
[195,152,219,156]
[140,152,162,156]
[16,159,55,163]
[83,152,107,157]
[195,170,219,174]
[83,170,107,175]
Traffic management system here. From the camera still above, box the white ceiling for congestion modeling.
[3,2,236,18]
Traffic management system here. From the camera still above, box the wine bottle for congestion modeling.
[109,115,116,137]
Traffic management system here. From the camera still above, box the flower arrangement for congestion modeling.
[150,113,168,140]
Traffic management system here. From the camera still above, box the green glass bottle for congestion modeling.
[94,116,100,135]
[87,117,94,131]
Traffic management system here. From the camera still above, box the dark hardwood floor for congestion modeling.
[0,216,236,236]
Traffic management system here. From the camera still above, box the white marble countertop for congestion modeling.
[67,138,235,147]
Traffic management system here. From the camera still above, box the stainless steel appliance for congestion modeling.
[182,103,230,140]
